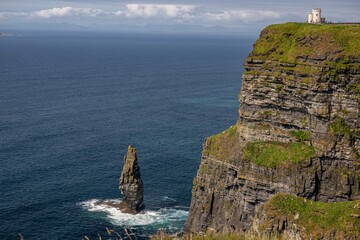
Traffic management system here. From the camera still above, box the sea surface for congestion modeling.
[0,31,254,239]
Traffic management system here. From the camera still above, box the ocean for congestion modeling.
[0,31,254,239]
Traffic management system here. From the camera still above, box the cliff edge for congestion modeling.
[184,23,360,239]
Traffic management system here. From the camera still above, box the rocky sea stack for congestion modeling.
[184,23,360,239]
[118,145,145,214]
[93,145,144,214]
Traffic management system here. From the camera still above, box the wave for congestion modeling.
[162,196,177,202]
[80,199,188,227]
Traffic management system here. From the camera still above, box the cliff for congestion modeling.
[184,23,360,239]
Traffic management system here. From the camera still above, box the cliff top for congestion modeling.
[251,22,360,66]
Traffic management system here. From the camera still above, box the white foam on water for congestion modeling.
[80,199,188,227]
[162,196,176,202]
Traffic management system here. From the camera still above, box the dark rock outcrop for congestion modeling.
[117,145,145,214]
[184,23,360,238]
[94,145,144,214]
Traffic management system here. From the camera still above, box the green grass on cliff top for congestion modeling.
[264,194,360,238]
[243,141,315,168]
[252,22,360,64]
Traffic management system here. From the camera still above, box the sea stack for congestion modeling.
[118,145,144,214]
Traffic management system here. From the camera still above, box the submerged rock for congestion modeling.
[118,145,145,214]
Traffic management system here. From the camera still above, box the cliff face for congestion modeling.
[184,23,360,237]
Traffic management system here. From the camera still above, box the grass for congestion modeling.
[203,124,240,161]
[262,194,360,238]
[251,22,360,66]
[151,231,285,240]
[243,141,315,168]
[346,83,360,106]
[289,130,311,141]
[294,65,321,75]
[330,117,352,137]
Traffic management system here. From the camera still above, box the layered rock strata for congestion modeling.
[184,23,360,237]
[118,145,145,214]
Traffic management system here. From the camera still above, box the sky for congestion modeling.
[0,0,359,35]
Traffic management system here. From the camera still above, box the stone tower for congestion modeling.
[308,8,323,23]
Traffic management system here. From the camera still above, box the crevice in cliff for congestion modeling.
[209,192,215,215]
[314,170,321,201]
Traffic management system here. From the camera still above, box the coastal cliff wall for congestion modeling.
[184,23,360,238]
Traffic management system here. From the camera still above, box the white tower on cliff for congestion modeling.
[307,8,325,23]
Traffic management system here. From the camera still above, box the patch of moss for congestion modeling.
[244,70,260,76]
[243,141,315,168]
[275,85,284,92]
[346,83,360,106]
[263,194,360,238]
[285,75,295,81]
[330,117,351,137]
[300,116,307,126]
[261,110,272,118]
[273,71,281,78]
[341,109,350,115]
[294,65,321,75]
[289,130,311,142]
[199,164,209,174]
[300,77,314,84]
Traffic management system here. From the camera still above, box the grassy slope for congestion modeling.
[262,194,360,238]
[203,124,240,161]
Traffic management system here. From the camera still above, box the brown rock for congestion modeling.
[118,145,145,214]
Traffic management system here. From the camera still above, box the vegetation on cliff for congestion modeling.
[260,194,360,239]
[203,124,240,160]
[243,141,315,168]
[252,22,360,67]
[151,232,285,240]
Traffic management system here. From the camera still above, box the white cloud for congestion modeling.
[203,10,282,23]
[0,6,105,19]
[0,5,284,27]
[125,4,196,19]
[0,12,27,19]
[30,6,105,18]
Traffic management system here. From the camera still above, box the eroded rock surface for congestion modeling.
[118,145,145,214]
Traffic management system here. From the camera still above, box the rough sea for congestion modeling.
[0,31,254,239]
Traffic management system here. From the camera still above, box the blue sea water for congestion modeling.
[0,31,254,239]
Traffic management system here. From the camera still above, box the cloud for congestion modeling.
[31,6,105,18]
[203,10,282,23]
[0,6,105,19]
[124,4,196,18]
[0,5,285,28]
[0,12,28,19]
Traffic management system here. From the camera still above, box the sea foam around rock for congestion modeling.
[80,199,188,228]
